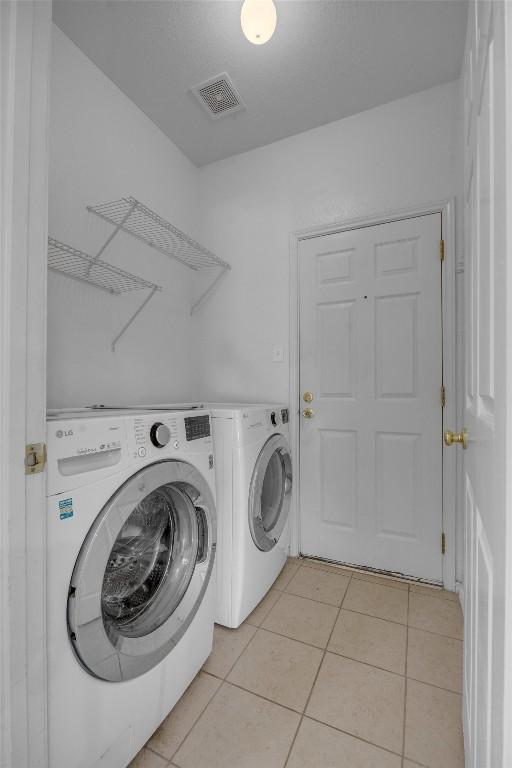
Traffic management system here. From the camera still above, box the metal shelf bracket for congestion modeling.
[191,266,231,315]
[111,286,159,351]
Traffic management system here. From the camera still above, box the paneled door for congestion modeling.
[461,2,512,765]
[298,214,443,581]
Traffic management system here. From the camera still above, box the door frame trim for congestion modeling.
[0,2,51,765]
[289,198,457,588]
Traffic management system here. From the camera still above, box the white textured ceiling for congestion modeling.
[53,0,467,167]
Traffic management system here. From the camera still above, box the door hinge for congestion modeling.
[440,385,446,408]
[25,442,46,475]
[441,532,446,555]
[439,239,445,262]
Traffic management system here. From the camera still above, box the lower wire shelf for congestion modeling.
[48,237,162,350]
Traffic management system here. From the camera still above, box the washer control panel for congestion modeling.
[150,422,171,448]
[266,407,289,428]
[237,405,290,447]
[267,408,282,428]
[131,410,212,460]
[184,414,211,441]
[46,409,213,496]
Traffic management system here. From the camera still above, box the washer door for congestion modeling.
[68,460,216,682]
[248,434,292,552]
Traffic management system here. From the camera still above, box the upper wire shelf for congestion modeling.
[48,195,229,352]
[48,237,162,295]
[87,196,230,272]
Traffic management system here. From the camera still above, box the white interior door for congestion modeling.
[461,2,512,765]
[298,214,443,581]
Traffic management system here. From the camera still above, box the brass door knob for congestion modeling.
[444,429,468,449]
[303,408,314,419]
[303,391,314,403]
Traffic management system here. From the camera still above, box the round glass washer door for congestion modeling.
[248,434,292,552]
[67,459,216,682]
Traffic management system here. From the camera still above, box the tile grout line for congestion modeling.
[144,561,461,767]
[205,673,406,762]
[303,712,404,760]
[301,556,448,585]
[255,624,406,677]
[333,604,407,627]
[407,588,460,604]
[273,592,409,626]
[165,674,228,765]
[282,570,355,768]
[264,584,348,612]
[158,561,309,766]
[282,558,459,594]
[278,588,351,609]
[403,676,462,696]
[281,583,460,637]
[212,676,314,717]
[331,603,461,639]
[404,621,463,641]
[301,559,438,588]
[154,620,260,765]
[188,674,407,764]
[147,673,226,765]
[208,622,258,680]
[275,580,350,608]
[246,590,282,628]
[401,586,410,761]
[207,622,462,699]
[279,587,461,636]
[274,562,302,590]
[302,560,460,604]
[247,620,463,694]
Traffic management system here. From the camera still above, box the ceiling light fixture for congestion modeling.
[240,0,277,45]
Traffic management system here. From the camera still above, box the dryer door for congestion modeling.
[68,459,216,682]
[249,434,292,552]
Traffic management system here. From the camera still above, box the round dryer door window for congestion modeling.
[249,434,292,552]
[67,460,216,682]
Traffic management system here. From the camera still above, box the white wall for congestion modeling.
[49,33,461,415]
[48,29,464,582]
[197,80,462,404]
[47,26,202,408]
[48,32,463,581]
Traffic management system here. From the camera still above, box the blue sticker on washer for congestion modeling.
[59,498,74,520]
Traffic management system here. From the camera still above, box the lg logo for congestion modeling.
[55,429,73,438]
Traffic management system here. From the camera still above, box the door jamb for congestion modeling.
[289,199,457,589]
[0,3,51,766]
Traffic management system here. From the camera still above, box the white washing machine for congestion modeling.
[46,408,216,768]
[206,404,292,627]
[75,403,292,628]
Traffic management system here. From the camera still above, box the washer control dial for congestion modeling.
[150,422,171,448]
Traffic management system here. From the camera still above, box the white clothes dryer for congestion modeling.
[205,404,292,627]
[46,408,216,768]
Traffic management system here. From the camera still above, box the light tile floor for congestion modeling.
[130,558,464,768]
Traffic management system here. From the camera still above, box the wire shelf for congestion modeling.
[87,197,230,272]
[48,237,162,294]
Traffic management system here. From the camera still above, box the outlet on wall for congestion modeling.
[272,345,284,363]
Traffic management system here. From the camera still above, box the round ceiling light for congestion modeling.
[240,0,277,45]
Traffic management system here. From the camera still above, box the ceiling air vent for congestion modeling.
[191,73,245,120]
